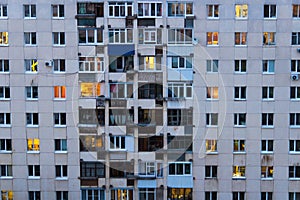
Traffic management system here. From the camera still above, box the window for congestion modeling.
[138,109,163,126]
[234,113,246,127]
[138,29,162,44]
[1,191,13,200]
[0,60,9,72]
[53,32,65,45]
[26,86,38,99]
[233,140,245,152]
[168,29,193,44]
[26,113,38,126]
[168,83,193,98]
[24,32,36,45]
[263,60,275,73]
[77,3,104,17]
[207,60,218,72]
[109,56,134,72]
[290,113,300,127]
[139,189,155,200]
[262,87,274,100]
[261,192,272,200]
[207,32,219,45]
[233,192,245,200]
[0,113,10,126]
[168,162,191,175]
[52,5,64,18]
[80,82,102,97]
[81,189,105,200]
[205,166,217,178]
[55,139,67,152]
[167,2,193,17]
[0,139,11,152]
[109,109,134,126]
[138,162,156,177]
[261,166,273,179]
[80,135,103,152]
[0,165,12,177]
[54,86,66,99]
[167,109,193,126]
[108,2,133,17]
[235,32,247,45]
[79,108,105,126]
[78,28,103,44]
[138,2,162,17]
[109,162,134,178]
[206,113,218,126]
[293,5,300,18]
[232,166,245,178]
[24,5,36,18]
[0,5,7,18]
[291,87,300,100]
[205,192,217,200]
[261,140,273,153]
[234,87,246,100]
[263,32,275,45]
[0,32,8,45]
[206,140,217,153]
[206,87,218,100]
[235,60,246,73]
[290,140,300,153]
[27,138,40,152]
[264,5,276,18]
[111,189,133,200]
[54,113,66,126]
[109,136,126,150]
[110,83,133,99]
[292,32,300,45]
[56,191,68,200]
[138,83,162,99]
[139,136,164,152]
[109,29,133,44]
[167,136,192,151]
[289,192,300,200]
[207,5,219,18]
[167,56,193,69]
[56,165,67,179]
[28,165,40,178]
[80,162,105,178]
[262,113,274,127]
[79,57,104,72]
[53,59,65,72]
[25,59,38,72]
[167,188,192,200]
[291,60,300,73]
[28,191,40,200]
[0,86,10,99]
[139,56,161,71]
[289,166,300,179]
[235,4,248,19]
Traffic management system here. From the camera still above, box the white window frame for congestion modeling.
[109,136,126,151]
[234,60,246,73]
[53,32,65,46]
[0,4,8,18]
[0,59,9,72]
[167,2,193,17]
[0,165,12,178]
[235,32,247,46]
[232,166,246,179]
[55,139,67,152]
[24,32,36,45]
[168,162,192,176]
[53,86,66,100]
[261,192,272,200]
[0,113,10,126]
[139,188,156,200]
[110,82,133,99]
[263,32,276,45]
[262,86,274,100]
[24,4,36,19]
[26,113,39,127]
[56,191,68,200]
[292,32,300,45]
[138,29,162,44]
[289,192,300,200]
[232,192,245,200]
[139,56,161,71]
[264,4,276,19]
[108,29,133,44]
[207,5,219,19]
[233,140,245,153]
[78,28,103,44]
[28,165,40,179]
[138,2,162,17]
[52,4,64,19]
[54,113,66,127]
[0,139,11,152]
[28,191,40,200]
[205,165,217,178]
[206,113,218,126]
[289,166,300,179]
[81,189,105,200]
[53,59,66,73]
[167,56,193,69]
[293,5,300,18]
[168,29,193,44]
[55,165,68,179]
[108,2,133,18]
[262,60,275,74]
[235,4,248,19]
[168,83,193,99]
[261,166,273,179]
[290,140,300,153]
[234,113,246,127]
[0,86,10,100]
[26,86,38,100]
[79,57,104,72]
[291,60,300,73]
[290,113,300,127]
[206,139,218,153]
[25,59,38,73]
[206,87,218,100]
[261,140,273,154]
[205,192,218,200]
[234,87,246,100]
[206,60,218,72]
[138,162,156,177]
[207,32,219,46]
[261,113,274,128]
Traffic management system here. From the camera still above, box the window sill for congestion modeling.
[0,98,10,101]
[289,178,300,180]
[25,72,38,74]
[291,99,300,101]
[263,17,277,20]
[0,44,9,47]
[235,45,247,47]
[52,17,65,20]
[26,98,38,101]
[53,71,66,74]
[0,72,9,74]
[234,72,247,74]
[262,126,274,129]
[0,151,12,154]
[0,125,11,128]
[24,17,37,19]
[27,151,40,154]
[205,177,217,180]
[206,151,218,154]
[232,177,246,180]
[234,99,246,101]
[24,44,37,47]
[261,177,273,180]
[233,152,246,154]
[261,151,273,154]
[28,177,40,180]
[0,17,8,19]
[207,17,219,20]
[206,125,218,128]
[53,44,66,47]
[55,151,68,154]
[26,125,39,128]
[235,17,248,20]
[289,152,300,154]
[0,177,13,179]
[109,149,127,152]
[234,125,247,128]
[262,72,275,75]
[55,177,68,180]
[54,125,67,128]
[53,98,66,101]
[262,99,274,102]
[206,44,219,47]
[206,99,219,101]
[290,126,300,129]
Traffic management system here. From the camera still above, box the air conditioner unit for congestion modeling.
[45,60,53,67]
[291,73,299,81]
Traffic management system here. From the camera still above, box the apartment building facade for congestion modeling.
[1,0,300,200]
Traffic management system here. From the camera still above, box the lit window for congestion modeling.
[261,166,273,179]
[0,5,8,18]
[28,165,40,178]
[24,32,36,45]
[263,32,275,45]
[234,113,246,126]
[138,29,162,44]
[206,140,217,153]
[289,166,300,179]
[233,140,245,152]
[24,4,36,18]
[109,136,126,150]
[232,192,245,200]
[207,32,219,45]
[55,139,67,152]
[0,165,12,177]
[139,188,155,200]
[232,166,245,178]
[235,4,248,18]
[1,190,13,200]
[290,192,300,200]
[291,60,300,73]
[167,56,192,69]
[27,138,39,152]
[80,135,103,152]
[167,188,192,200]
[261,192,272,200]
[26,113,38,126]
[168,29,193,44]
[52,5,64,18]
[139,56,161,71]
[207,5,219,18]
[206,87,218,100]
[168,83,193,99]
[108,2,133,17]
[109,56,134,72]
[111,189,133,200]
[56,191,68,200]
[290,140,300,153]
[235,32,247,45]
[81,189,105,200]
[262,87,274,100]
[262,60,275,73]
[0,86,10,100]
[168,162,191,175]
[206,113,218,126]
[108,29,133,44]
[205,192,217,200]
[0,32,8,45]
[54,113,66,126]
[264,5,276,18]
[234,87,246,100]
[138,2,162,17]
[207,60,218,72]
[205,166,217,178]
[79,57,104,72]
[54,86,66,99]
[0,60,9,72]
[262,113,274,127]
[293,5,300,18]
[261,140,273,153]
[56,165,67,179]
[26,86,38,99]
[80,82,102,97]
[292,32,300,45]
[25,59,38,72]
[53,59,65,72]
[235,60,246,73]
[167,2,193,17]
[53,32,65,45]
[0,113,10,126]
[0,139,11,152]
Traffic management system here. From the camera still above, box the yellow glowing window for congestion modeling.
[27,138,40,151]
[54,86,66,99]
[206,140,217,152]
[235,4,248,18]
[233,166,245,177]
[0,32,8,45]
[145,57,155,70]
[80,83,101,97]
[207,87,218,99]
[1,191,13,200]
[207,32,218,45]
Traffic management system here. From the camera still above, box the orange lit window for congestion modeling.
[1,191,13,200]
[207,32,218,45]
[54,86,66,99]
[80,82,102,97]
[27,138,40,151]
